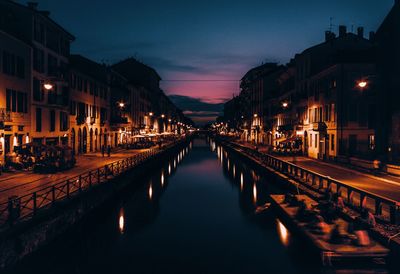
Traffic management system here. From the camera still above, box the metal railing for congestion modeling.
[0,140,185,229]
[226,141,400,224]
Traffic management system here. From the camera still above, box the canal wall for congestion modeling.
[0,139,190,272]
[217,138,400,261]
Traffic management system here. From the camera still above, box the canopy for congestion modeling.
[280,136,301,144]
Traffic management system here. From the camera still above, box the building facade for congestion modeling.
[69,55,110,154]
[0,30,32,164]
[0,1,75,148]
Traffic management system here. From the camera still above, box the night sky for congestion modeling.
[31,0,393,124]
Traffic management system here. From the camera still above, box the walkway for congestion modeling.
[0,148,148,203]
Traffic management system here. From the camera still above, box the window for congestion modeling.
[315,134,318,148]
[77,76,83,91]
[310,134,313,148]
[33,78,43,101]
[331,104,335,122]
[36,108,42,132]
[325,104,331,122]
[6,89,11,112]
[5,89,27,113]
[60,111,69,131]
[33,48,44,73]
[50,110,56,132]
[16,57,25,78]
[70,101,77,115]
[48,54,58,76]
[2,51,15,75]
[33,18,45,44]
[369,135,375,150]
[331,134,335,151]
[17,92,23,113]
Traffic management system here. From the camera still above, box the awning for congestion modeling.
[280,136,301,144]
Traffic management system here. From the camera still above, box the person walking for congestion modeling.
[101,145,105,157]
[107,145,111,157]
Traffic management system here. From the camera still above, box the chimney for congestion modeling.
[339,25,347,37]
[357,27,364,38]
[27,2,38,10]
[369,31,375,41]
[325,31,336,42]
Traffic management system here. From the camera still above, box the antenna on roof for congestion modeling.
[329,17,334,32]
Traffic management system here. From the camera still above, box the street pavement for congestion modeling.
[234,141,400,202]
[0,148,148,204]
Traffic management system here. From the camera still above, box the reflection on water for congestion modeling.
[240,172,244,192]
[277,220,290,247]
[118,208,125,234]
[148,183,153,200]
[253,183,258,205]
[161,172,165,187]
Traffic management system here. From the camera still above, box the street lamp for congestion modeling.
[149,112,154,117]
[43,82,54,91]
[254,114,258,118]
[118,102,125,108]
[357,80,368,89]
[161,114,165,118]
[282,102,289,108]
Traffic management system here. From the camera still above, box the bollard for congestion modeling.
[52,186,56,205]
[8,196,20,224]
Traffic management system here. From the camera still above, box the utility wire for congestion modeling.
[161,79,241,82]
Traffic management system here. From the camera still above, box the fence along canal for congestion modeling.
[223,141,400,225]
[0,140,188,230]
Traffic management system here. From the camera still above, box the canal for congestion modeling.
[11,138,322,274]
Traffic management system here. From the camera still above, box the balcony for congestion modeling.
[0,108,12,122]
[312,122,328,132]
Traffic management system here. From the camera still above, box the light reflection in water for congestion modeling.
[148,183,153,200]
[118,208,125,234]
[227,159,230,171]
[253,183,257,204]
[174,159,176,168]
[277,220,290,247]
[240,173,244,192]
[161,172,165,187]
[233,165,236,178]
[168,164,171,175]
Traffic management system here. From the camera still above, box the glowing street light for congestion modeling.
[118,102,125,108]
[43,82,54,90]
[253,114,258,118]
[282,102,289,108]
[357,80,368,89]
[161,114,165,118]
[149,112,154,116]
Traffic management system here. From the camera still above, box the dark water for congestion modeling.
[12,138,332,274]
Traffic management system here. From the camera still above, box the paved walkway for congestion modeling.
[234,141,400,202]
[0,148,148,203]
